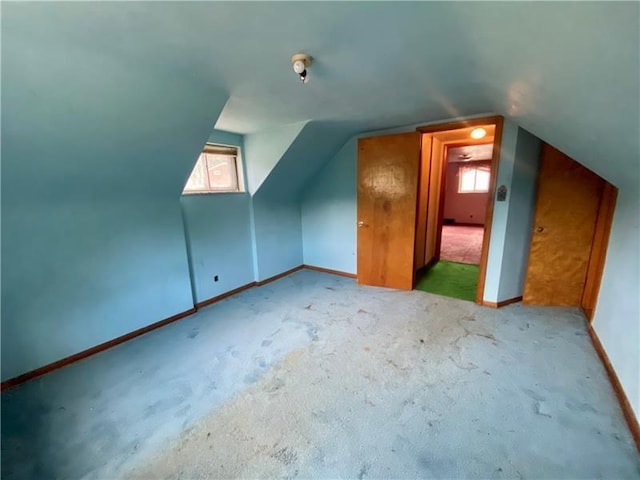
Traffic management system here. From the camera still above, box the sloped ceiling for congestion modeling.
[3,2,638,193]
[2,3,229,202]
[243,121,308,195]
[254,121,357,200]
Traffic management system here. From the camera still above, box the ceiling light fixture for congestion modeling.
[470,127,487,139]
[291,53,313,84]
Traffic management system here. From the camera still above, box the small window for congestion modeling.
[182,144,243,194]
[458,164,490,193]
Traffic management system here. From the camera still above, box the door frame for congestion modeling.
[417,115,504,304]
[581,183,617,321]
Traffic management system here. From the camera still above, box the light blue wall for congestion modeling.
[592,188,640,417]
[252,193,304,281]
[301,138,358,273]
[482,120,518,303]
[484,121,543,303]
[248,121,352,280]
[1,198,194,380]
[180,130,255,304]
[497,128,541,301]
[207,130,246,151]
[1,6,228,381]
[180,194,254,303]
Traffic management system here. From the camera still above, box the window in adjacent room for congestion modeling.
[458,163,490,193]
[182,144,244,194]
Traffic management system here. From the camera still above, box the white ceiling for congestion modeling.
[3,2,639,189]
[447,144,495,164]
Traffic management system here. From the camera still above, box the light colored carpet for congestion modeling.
[440,225,484,264]
[2,270,638,479]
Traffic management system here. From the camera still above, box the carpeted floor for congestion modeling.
[2,270,638,479]
[440,225,484,264]
[415,260,479,302]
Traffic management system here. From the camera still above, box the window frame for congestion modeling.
[182,143,245,195]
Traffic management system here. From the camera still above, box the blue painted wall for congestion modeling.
[181,194,254,302]
[1,198,194,380]
[301,138,358,273]
[592,186,640,417]
[249,121,353,281]
[1,7,228,380]
[497,128,541,301]
[180,130,254,304]
[252,193,304,281]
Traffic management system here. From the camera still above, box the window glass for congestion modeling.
[458,164,490,193]
[183,145,242,194]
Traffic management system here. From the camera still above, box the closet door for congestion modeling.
[523,144,604,306]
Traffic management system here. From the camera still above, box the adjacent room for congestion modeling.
[2,2,639,478]
[440,143,493,265]
[413,123,497,302]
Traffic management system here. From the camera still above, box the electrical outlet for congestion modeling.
[214,275,219,282]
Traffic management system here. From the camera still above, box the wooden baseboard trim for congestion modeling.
[195,281,257,309]
[303,264,357,279]
[587,325,640,454]
[0,263,366,392]
[482,296,523,308]
[0,307,197,392]
[444,222,485,228]
[256,265,305,286]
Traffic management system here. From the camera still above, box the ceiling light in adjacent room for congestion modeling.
[470,127,487,139]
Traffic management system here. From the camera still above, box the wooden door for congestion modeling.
[357,132,421,290]
[523,144,605,306]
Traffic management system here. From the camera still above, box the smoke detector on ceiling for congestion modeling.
[291,53,313,84]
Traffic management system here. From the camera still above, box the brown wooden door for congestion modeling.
[523,144,605,306]
[357,132,421,290]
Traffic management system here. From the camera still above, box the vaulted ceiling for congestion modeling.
[3,2,638,193]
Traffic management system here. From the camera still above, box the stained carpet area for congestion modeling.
[415,260,479,302]
[2,270,639,479]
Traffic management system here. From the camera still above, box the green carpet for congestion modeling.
[415,260,479,302]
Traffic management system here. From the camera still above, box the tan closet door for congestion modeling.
[523,144,604,306]
[357,132,421,290]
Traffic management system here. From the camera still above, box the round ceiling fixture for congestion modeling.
[470,127,487,139]
[291,53,313,84]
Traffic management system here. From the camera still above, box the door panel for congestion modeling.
[357,132,421,290]
[523,144,604,306]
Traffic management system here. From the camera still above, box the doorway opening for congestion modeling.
[355,115,502,301]
[413,119,501,302]
[440,142,493,264]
